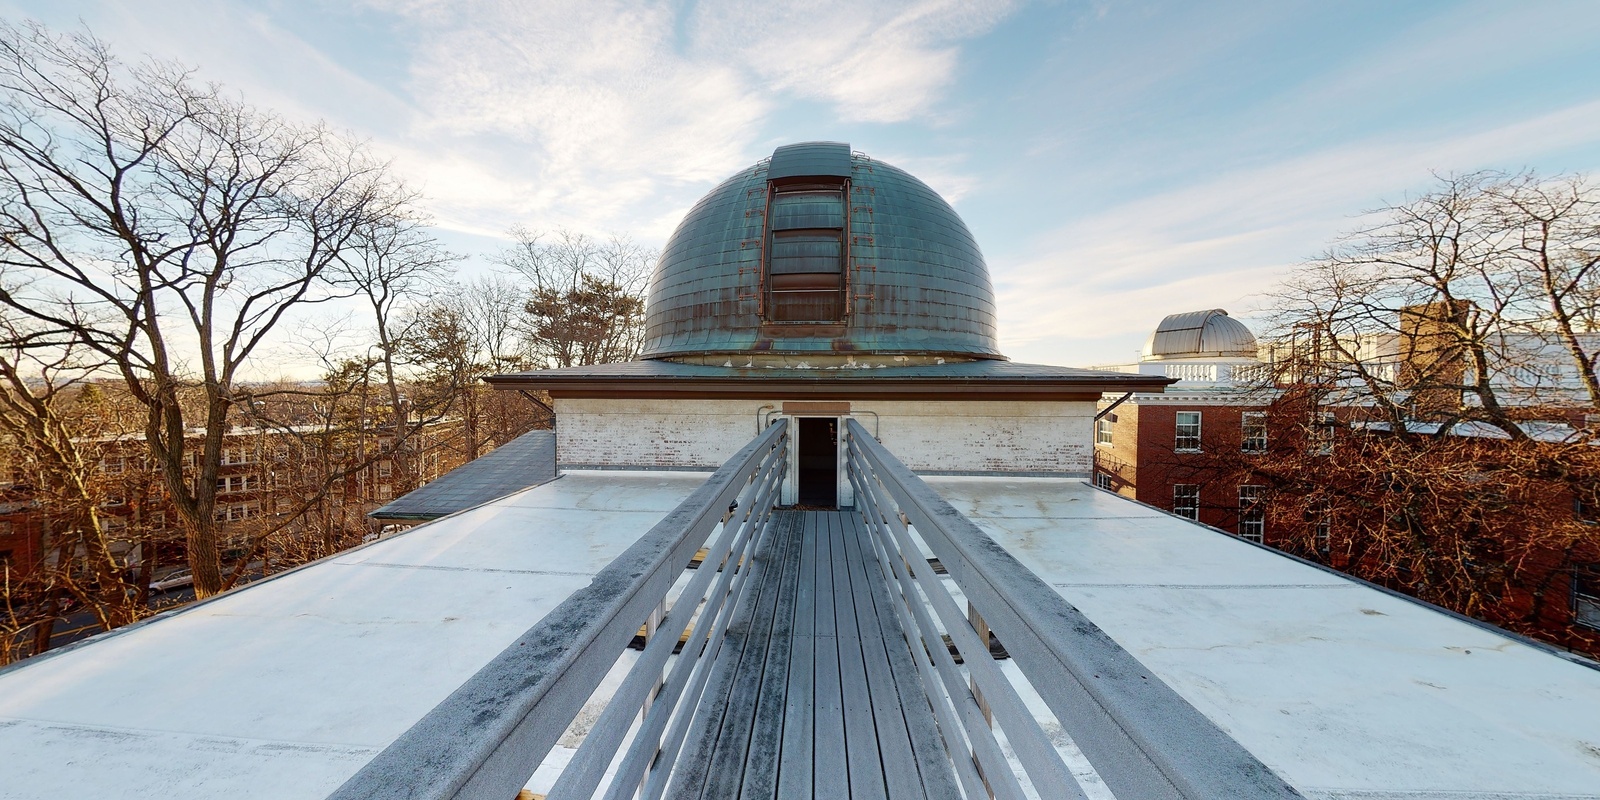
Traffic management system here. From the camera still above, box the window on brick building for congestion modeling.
[1575,567,1600,631]
[1094,471,1113,491]
[215,475,260,494]
[1310,411,1336,455]
[1575,489,1600,525]
[1241,412,1267,453]
[1306,501,1332,551]
[1175,411,1202,452]
[1238,485,1265,542]
[1095,416,1114,445]
[214,502,258,522]
[1172,484,1200,520]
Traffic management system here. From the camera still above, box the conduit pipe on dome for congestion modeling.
[1095,392,1134,421]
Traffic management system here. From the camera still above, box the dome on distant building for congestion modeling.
[1142,308,1258,361]
[639,142,1003,362]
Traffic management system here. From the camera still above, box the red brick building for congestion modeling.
[1092,308,1600,657]
[1092,310,1275,539]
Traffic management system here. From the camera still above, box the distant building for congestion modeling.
[0,417,462,583]
[1091,309,1270,535]
[1093,307,1600,655]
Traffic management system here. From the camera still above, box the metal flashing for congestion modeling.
[767,141,852,179]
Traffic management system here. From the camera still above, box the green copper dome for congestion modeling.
[640,142,1004,361]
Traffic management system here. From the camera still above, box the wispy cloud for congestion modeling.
[689,0,1016,124]
[996,96,1600,365]
[353,0,1014,238]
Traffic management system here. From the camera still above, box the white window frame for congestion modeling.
[1241,412,1267,453]
[216,474,260,494]
[1238,485,1265,542]
[1095,416,1114,446]
[1093,471,1113,491]
[1175,411,1202,452]
[1172,484,1200,520]
[1311,411,1336,455]
[1575,568,1600,631]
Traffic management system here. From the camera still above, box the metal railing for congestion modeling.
[843,418,1305,800]
[329,420,788,800]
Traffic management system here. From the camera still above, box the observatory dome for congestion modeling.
[640,142,1003,362]
[1142,308,1259,361]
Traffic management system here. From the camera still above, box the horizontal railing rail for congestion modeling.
[329,420,789,800]
[844,418,1305,800]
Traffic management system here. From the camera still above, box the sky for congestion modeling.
[8,0,1600,368]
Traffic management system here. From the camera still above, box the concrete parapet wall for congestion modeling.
[553,398,1095,474]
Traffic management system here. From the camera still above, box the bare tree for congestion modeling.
[1232,171,1600,656]
[1484,174,1600,403]
[0,312,152,659]
[327,213,458,494]
[494,227,651,368]
[458,273,531,371]
[1271,172,1600,439]
[0,23,405,597]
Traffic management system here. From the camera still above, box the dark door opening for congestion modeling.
[796,417,838,508]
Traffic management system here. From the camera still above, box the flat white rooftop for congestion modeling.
[0,471,708,799]
[928,476,1600,800]
[3,471,1598,799]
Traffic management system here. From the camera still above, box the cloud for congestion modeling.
[688,0,1017,124]
[995,96,1600,365]
[348,0,1017,238]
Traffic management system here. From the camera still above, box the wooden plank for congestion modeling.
[776,511,818,798]
[832,511,888,800]
[738,513,804,799]
[811,512,849,799]
[840,511,925,800]
[667,516,782,798]
[700,510,797,800]
[855,515,964,798]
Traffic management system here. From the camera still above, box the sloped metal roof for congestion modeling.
[369,430,555,521]
[487,359,1174,396]
[1143,308,1259,360]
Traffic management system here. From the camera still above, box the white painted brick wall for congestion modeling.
[554,398,1094,474]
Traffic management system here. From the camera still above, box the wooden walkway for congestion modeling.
[668,511,961,799]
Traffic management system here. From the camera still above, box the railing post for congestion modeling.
[643,598,666,717]
[968,601,994,728]
[328,422,788,800]
[841,418,1304,800]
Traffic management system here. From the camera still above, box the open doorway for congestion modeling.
[795,417,838,508]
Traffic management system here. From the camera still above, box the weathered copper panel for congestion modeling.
[639,142,1004,360]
